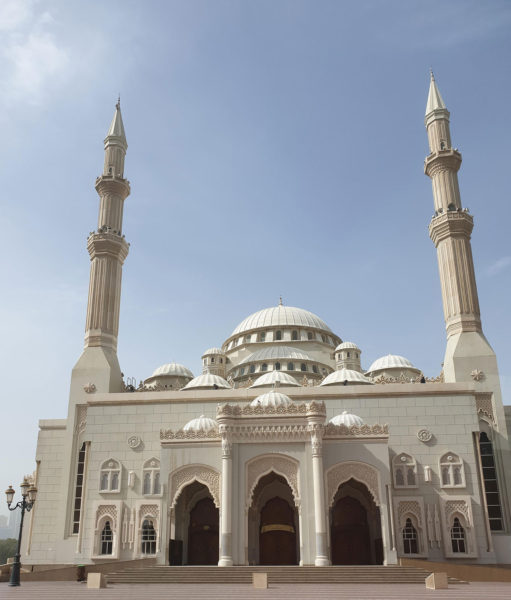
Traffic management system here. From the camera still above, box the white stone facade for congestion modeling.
[21,76,511,568]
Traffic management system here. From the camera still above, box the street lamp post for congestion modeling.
[5,478,37,587]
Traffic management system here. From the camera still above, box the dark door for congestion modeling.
[187,497,219,565]
[331,496,371,565]
[259,497,297,565]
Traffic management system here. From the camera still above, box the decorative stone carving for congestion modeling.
[326,461,380,507]
[445,499,469,525]
[397,500,422,527]
[75,405,87,435]
[217,403,307,417]
[417,429,433,442]
[160,428,219,440]
[476,393,495,423]
[324,423,389,438]
[83,383,96,393]
[95,504,118,528]
[139,504,159,519]
[310,426,323,457]
[127,435,142,449]
[471,369,484,382]
[247,455,299,508]
[221,436,232,458]
[170,465,220,508]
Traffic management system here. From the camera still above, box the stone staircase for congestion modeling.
[107,565,466,584]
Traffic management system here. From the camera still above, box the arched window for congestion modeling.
[402,518,418,554]
[261,363,268,372]
[141,519,157,555]
[347,352,350,358]
[211,357,215,363]
[292,330,298,340]
[479,431,504,530]
[244,335,251,343]
[101,521,113,555]
[275,330,282,340]
[321,334,326,343]
[287,362,294,370]
[275,362,281,371]
[450,517,466,553]
[393,454,417,489]
[142,458,161,496]
[240,367,245,376]
[258,332,266,342]
[100,459,121,492]
[307,331,313,340]
[439,452,465,488]
[300,363,307,372]
[249,364,256,374]
[312,365,318,374]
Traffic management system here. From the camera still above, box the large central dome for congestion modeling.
[231,305,332,336]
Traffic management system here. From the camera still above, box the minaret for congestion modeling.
[71,101,130,394]
[424,73,501,390]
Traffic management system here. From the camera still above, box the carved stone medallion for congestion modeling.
[417,429,433,443]
[127,435,142,449]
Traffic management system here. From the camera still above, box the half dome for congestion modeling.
[183,415,217,432]
[231,305,333,336]
[250,391,294,408]
[149,363,194,378]
[182,374,231,390]
[250,371,301,388]
[320,369,372,386]
[367,354,420,374]
[329,410,364,427]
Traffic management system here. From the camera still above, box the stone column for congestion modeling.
[310,424,330,566]
[218,433,233,566]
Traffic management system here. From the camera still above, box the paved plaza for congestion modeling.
[1,582,511,600]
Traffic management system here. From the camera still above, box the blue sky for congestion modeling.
[0,0,510,514]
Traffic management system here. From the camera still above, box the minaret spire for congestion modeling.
[425,74,481,340]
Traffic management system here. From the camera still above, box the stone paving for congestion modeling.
[1,582,511,600]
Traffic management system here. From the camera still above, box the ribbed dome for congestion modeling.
[367,354,420,373]
[231,305,333,336]
[240,345,315,364]
[329,410,364,427]
[335,341,360,352]
[250,371,301,388]
[183,415,217,432]
[202,347,224,357]
[320,369,372,386]
[182,374,231,390]
[250,391,294,408]
[150,363,194,378]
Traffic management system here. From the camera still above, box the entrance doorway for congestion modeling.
[171,481,219,565]
[330,478,383,565]
[248,471,299,565]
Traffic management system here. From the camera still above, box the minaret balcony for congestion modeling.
[95,174,131,197]
[429,210,474,246]
[87,231,130,262]
[424,148,462,177]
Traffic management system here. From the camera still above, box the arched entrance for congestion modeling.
[330,478,383,565]
[172,481,219,565]
[248,471,299,565]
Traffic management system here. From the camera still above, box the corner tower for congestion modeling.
[424,73,502,393]
[71,101,130,395]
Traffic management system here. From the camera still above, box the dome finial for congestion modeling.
[279,296,283,306]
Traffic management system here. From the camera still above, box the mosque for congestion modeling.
[21,75,511,569]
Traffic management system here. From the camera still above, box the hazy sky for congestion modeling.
[1,0,510,515]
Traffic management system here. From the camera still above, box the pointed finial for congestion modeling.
[279,296,283,306]
[116,94,121,110]
[430,68,434,80]
[425,70,447,116]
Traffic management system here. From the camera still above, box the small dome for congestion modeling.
[335,341,360,352]
[367,354,419,374]
[250,391,294,408]
[149,363,194,379]
[202,347,224,357]
[240,345,315,364]
[250,371,301,388]
[231,305,333,336]
[320,369,373,386]
[183,414,217,432]
[329,410,364,427]
[182,374,231,390]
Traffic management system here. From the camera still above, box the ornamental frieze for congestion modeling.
[160,428,220,441]
[323,422,389,438]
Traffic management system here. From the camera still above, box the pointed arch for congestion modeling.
[246,454,300,509]
[326,461,380,507]
[169,464,220,508]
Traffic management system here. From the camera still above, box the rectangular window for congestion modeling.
[72,443,86,534]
